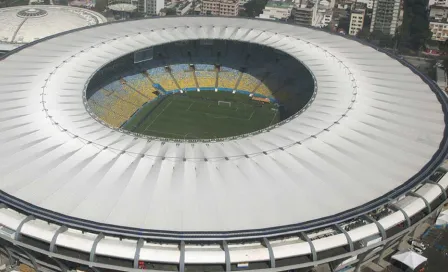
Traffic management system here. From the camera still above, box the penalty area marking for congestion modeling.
[186,102,195,111]
[143,101,173,132]
[269,110,278,126]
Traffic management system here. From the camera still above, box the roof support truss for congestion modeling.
[51,256,69,272]
[49,225,67,253]
[89,233,104,263]
[222,241,231,271]
[179,241,185,272]
[133,238,144,269]
[262,238,275,268]
[334,224,354,252]
[388,201,411,227]
[426,180,447,199]
[300,232,317,262]
[363,215,386,241]
[375,234,403,265]
[408,191,431,214]
[14,215,35,241]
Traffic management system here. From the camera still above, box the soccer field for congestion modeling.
[122,91,281,139]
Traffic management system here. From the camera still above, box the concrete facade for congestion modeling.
[201,0,239,16]
[349,9,365,35]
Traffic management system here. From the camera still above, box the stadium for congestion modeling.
[0,16,447,272]
[0,5,106,54]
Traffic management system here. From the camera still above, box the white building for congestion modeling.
[429,0,448,7]
[349,9,365,35]
[258,0,294,20]
[429,6,448,41]
[138,0,165,15]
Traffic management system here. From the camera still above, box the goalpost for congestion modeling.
[218,101,232,107]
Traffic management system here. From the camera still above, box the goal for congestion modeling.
[218,101,232,107]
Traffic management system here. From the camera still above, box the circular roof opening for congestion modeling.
[86,39,316,141]
[17,8,48,18]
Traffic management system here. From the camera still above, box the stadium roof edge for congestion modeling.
[0,17,447,241]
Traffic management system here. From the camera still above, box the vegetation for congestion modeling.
[398,0,431,51]
[239,0,268,17]
[123,91,280,140]
[161,8,177,15]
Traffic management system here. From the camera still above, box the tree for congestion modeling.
[356,27,370,39]
[399,0,431,51]
[161,8,177,16]
[370,30,394,47]
[239,0,268,18]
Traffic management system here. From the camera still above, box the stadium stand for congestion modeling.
[148,69,178,91]
[124,74,158,100]
[217,70,240,89]
[254,83,273,97]
[100,89,139,118]
[173,71,197,89]
[195,70,216,87]
[237,73,261,93]
[87,91,128,127]
[195,64,215,71]
[170,64,189,72]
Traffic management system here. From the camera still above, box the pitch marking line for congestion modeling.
[248,110,255,120]
[269,110,278,125]
[186,102,194,111]
[143,101,173,132]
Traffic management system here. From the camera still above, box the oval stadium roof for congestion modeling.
[0,17,446,239]
[0,5,107,48]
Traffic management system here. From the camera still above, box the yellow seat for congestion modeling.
[196,71,216,87]
[237,74,260,92]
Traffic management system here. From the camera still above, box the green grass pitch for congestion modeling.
[122,91,281,139]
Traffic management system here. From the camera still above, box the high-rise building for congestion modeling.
[349,9,365,35]
[370,0,402,36]
[201,0,240,16]
[138,0,165,15]
[291,0,314,25]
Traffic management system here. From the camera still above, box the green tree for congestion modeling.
[239,0,268,18]
[370,30,395,47]
[161,8,177,15]
[399,0,431,51]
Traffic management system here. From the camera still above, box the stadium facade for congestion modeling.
[0,17,447,272]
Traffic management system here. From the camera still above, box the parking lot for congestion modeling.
[419,227,448,271]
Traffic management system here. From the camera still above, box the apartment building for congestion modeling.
[429,0,448,7]
[429,6,448,41]
[370,0,402,35]
[291,0,314,25]
[258,0,294,20]
[137,0,165,15]
[348,9,365,35]
[201,0,240,16]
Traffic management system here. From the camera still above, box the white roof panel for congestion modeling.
[0,17,446,239]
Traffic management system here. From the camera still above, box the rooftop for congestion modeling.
[266,0,294,8]
[0,5,106,45]
[0,17,445,237]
